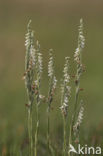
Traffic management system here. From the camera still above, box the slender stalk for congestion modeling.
[28,107,33,156]
[60,57,71,156]
[47,78,52,153]
[63,116,66,156]
[47,107,50,151]
[68,125,71,156]
[72,74,80,131]
[34,43,43,156]
[47,103,55,156]
[34,103,39,156]
[34,89,40,156]
[24,20,36,156]
[47,51,57,156]
[47,76,52,152]
[72,18,85,140]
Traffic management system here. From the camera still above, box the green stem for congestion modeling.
[68,125,72,156]
[28,107,33,156]
[63,116,66,156]
[35,103,39,156]
[70,86,79,155]
[72,85,79,128]
[47,106,55,156]
[71,65,81,156]
[47,108,50,151]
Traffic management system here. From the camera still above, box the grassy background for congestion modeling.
[0,0,103,154]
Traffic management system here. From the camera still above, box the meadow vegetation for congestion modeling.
[1,1,103,155]
[23,19,85,156]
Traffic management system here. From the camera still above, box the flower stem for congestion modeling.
[72,83,79,129]
[28,107,33,156]
[63,116,66,156]
[35,104,39,156]
[47,107,55,156]
[47,108,50,151]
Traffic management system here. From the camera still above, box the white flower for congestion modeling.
[64,96,68,105]
[74,18,85,63]
[48,50,54,78]
[37,53,43,74]
[39,94,45,99]
[74,48,80,62]
[60,57,71,117]
[73,102,84,132]
[25,32,30,47]
[79,19,85,49]
[60,95,68,116]
[34,80,38,85]
[30,45,36,66]
[25,20,32,48]
[77,105,84,126]
[52,76,57,90]
[63,57,70,83]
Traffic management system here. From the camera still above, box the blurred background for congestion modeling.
[0,0,103,154]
